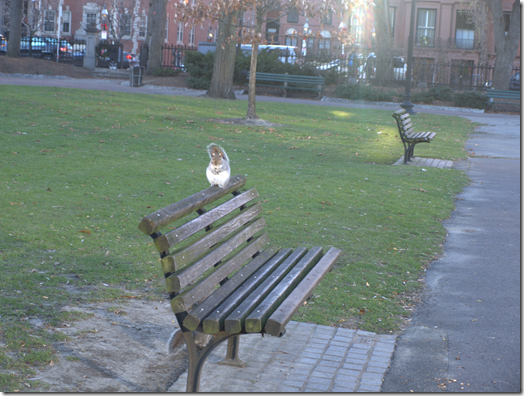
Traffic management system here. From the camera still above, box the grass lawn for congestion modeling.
[0,85,473,390]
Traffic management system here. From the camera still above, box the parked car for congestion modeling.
[19,36,49,56]
[508,71,520,91]
[0,34,7,53]
[240,44,299,65]
[485,71,521,91]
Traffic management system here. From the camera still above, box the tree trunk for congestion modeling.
[373,0,393,84]
[6,0,23,58]
[146,0,168,71]
[245,39,259,119]
[246,14,263,120]
[206,10,238,100]
[486,0,520,90]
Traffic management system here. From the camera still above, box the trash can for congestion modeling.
[130,66,144,87]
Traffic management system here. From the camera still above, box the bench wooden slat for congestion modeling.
[170,232,270,313]
[182,245,281,331]
[265,247,342,337]
[201,248,293,334]
[162,202,263,270]
[224,247,308,334]
[245,247,324,333]
[166,217,267,292]
[138,174,247,235]
[155,188,259,250]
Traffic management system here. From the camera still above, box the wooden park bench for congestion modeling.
[247,72,325,99]
[486,89,520,111]
[138,174,341,392]
[392,109,436,164]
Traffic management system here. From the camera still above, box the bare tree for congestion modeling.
[176,0,342,120]
[483,0,520,90]
[6,0,22,57]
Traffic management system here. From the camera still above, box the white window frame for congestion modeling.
[85,12,97,30]
[189,24,195,46]
[177,21,184,44]
[416,9,436,46]
[138,14,147,38]
[319,30,331,50]
[120,13,132,37]
[61,10,71,35]
[285,28,298,46]
[43,9,55,33]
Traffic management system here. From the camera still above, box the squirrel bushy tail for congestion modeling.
[207,143,229,163]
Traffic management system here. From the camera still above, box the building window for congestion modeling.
[287,8,298,23]
[416,9,436,46]
[319,30,331,50]
[86,12,97,29]
[322,10,332,25]
[177,21,183,44]
[455,10,474,49]
[350,6,364,45]
[165,17,169,40]
[285,28,298,46]
[62,11,71,34]
[139,14,146,38]
[43,10,55,33]
[266,21,279,44]
[389,7,395,37]
[189,25,195,46]
[120,13,132,37]
[503,12,510,35]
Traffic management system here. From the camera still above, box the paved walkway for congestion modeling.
[393,156,454,168]
[168,322,396,392]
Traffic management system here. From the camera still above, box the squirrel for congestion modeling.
[206,143,230,189]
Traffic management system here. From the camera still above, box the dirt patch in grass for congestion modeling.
[0,56,94,78]
[30,299,187,392]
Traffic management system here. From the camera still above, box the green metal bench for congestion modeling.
[247,72,325,98]
[138,174,341,392]
[486,89,520,110]
[392,109,436,164]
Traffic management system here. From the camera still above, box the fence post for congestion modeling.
[84,21,99,71]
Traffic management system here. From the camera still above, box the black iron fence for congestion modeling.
[259,50,519,91]
[151,43,197,71]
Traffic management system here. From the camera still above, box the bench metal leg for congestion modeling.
[217,335,246,367]
[183,330,239,392]
[402,142,410,164]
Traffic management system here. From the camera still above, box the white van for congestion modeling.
[240,44,299,65]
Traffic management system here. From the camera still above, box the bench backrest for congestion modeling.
[138,175,270,316]
[247,72,325,84]
[486,90,520,99]
[392,109,413,141]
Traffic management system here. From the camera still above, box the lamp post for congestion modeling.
[101,7,108,40]
[302,18,309,57]
[400,0,416,114]
[338,20,347,55]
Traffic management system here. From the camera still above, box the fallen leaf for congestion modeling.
[79,230,91,234]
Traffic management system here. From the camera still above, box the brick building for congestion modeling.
[0,0,519,68]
